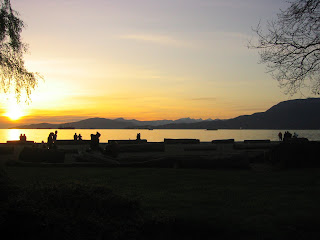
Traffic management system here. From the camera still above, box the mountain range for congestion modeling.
[156,98,320,129]
[13,98,320,129]
[13,117,213,129]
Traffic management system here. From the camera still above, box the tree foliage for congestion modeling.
[0,0,40,101]
[250,0,320,95]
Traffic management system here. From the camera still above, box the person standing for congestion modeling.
[53,130,58,148]
[47,132,54,149]
[74,133,78,141]
[90,132,101,150]
[278,132,283,141]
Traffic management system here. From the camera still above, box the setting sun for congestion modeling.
[4,103,26,121]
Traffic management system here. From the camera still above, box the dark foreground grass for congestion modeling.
[4,166,320,239]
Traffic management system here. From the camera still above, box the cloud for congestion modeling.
[119,34,191,47]
[65,95,142,103]
[191,97,217,101]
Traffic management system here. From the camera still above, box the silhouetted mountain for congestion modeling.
[12,123,60,129]
[12,117,209,129]
[155,98,320,129]
[114,117,208,126]
[13,98,319,129]
[61,118,136,129]
[13,118,135,129]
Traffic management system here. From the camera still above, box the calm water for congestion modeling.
[1,129,320,143]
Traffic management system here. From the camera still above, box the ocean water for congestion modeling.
[1,129,320,143]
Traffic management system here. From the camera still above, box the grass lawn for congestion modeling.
[6,166,320,239]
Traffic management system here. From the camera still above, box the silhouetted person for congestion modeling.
[78,134,82,141]
[74,133,78,141]
[283,131,287,141]
[137,133,141,141]
[96,132,101,143]
[90,132,101,151]
[52,130,58,149]
[53,130,58,141]
[47,132,54,149]
[96,132,101,149]
[278,132,283,141]
[283,131,292,142]
[293,132,298,138]
[19,133,26,142]
[19,133,27,142]
[283,131,288,141]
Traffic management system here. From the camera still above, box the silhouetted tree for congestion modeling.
[0,0,40,101]
[250,0,320,95]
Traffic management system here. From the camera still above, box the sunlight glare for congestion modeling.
[3,98,27,121]
[6,129,21,141]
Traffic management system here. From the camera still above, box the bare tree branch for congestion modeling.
[249,0,320,95]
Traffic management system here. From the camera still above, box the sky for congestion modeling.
[0,0,309,127]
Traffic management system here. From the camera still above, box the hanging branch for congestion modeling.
[0,0,41,102]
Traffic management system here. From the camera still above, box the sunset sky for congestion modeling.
[0,0,308,127]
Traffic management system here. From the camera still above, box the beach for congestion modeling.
[1,137,312,170]
[2,138,320,239]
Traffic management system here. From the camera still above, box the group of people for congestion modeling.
[43,131,142,152]
[19,134,27,142]
[278,131,298,141]
[90,132,101,150]
[73,133,82,141]
[47,130,58,149]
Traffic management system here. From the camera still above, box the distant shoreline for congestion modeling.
[6,128,320,130]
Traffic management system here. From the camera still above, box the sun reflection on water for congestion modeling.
[6,129,22,141]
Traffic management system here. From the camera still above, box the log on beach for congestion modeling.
[164,138,200,144]
[243,139,271,143]
[108,139,147,144]
[56,140,90,145]
[212,139,234,144]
